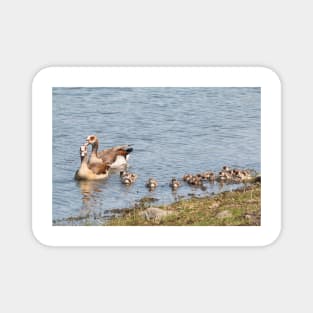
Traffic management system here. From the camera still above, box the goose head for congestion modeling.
[85,134,98,146]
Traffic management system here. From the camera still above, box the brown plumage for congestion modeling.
[200,171,214,180]
[88,162,111,175]
[75,145,111,180]
[120,171,138,185]
[85,134,133,168]
[189,176,203,186]
[146,178,158,189]
[183,174,193,182]
[169,178,181,189]
[184,175,203,186]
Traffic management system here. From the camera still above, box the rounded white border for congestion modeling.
[32,67,281,247]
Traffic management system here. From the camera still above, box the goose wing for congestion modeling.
[98,145,133,163]
[88,162,111,175]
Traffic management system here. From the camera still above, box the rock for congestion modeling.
[140,207,173,222]
[209,202,220,209]
[216,210,232,218]
[242,175,261,183]
[245,214,252,220]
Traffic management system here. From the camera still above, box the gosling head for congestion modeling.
[80,145,87,155]
[120,171,127,178]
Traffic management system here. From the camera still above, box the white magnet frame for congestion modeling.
[32,67,281,247]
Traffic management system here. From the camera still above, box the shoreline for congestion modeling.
[106,182,261,226]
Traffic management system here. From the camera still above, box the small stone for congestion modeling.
[139,207,173,221]
[209,202,220,209]
[216,210,232,218]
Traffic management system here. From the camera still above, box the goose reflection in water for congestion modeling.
[76,180,107,219]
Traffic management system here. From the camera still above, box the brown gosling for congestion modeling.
[169,178,181,189]
[146,178,158,189]
[208,172,215,181]
[129,173,138,182]
[201,171,214,180]
[120,171,137,185]
[234,169,251,182]
[218,171,227,180]
[194,177,203,186]
[183,174,193,182]
[188,175,203,186]
[188,176,196,184]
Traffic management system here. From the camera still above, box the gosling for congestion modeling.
[169,178,181,189]
[200,171,214,180]
[183,174,193,182]
[120,171,138,185]
[188,175,203,186]
[146,178,158,189]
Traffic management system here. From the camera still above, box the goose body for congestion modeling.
[75,145,111,180]
[85,135,133,169]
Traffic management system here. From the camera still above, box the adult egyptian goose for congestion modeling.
[85,135,133,169]
[74,145,111,180]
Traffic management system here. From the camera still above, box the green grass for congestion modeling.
[106,183,261,226]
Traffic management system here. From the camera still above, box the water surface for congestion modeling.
[53,87,260,225]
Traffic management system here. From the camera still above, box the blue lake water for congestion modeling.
[53,87,260,225]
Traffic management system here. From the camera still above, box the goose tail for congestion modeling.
[126,147,133,154]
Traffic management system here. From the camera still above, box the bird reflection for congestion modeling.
[76,180,105,218]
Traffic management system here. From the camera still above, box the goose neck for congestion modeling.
[91,139,99,155]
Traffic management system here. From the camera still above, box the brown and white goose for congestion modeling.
[85,135,133,169]
[75,145,111,180]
